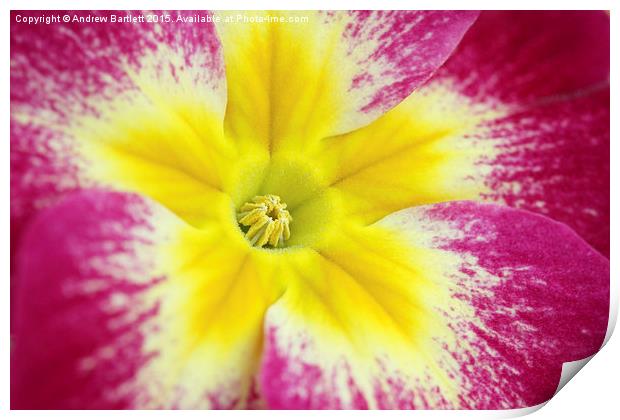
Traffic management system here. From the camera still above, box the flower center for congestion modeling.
[237,194,292,248]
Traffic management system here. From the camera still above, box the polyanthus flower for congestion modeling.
[10,10,610,409]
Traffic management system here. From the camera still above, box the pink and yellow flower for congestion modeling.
[10,10,609,409]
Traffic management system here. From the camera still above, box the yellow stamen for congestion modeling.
[237,194,292,248]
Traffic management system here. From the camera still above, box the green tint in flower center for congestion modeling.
[226,154,342,250]
[237,194,292,248]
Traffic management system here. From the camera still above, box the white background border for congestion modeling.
[2,1,617,419]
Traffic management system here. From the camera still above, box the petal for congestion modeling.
[481,89,610,257]
[316,11,609,256]
[11,190,283,409]
[11,10,230,246]
[433,10,611,255]
[316,84,494,223]
[434,11,609,103]
[259,202,609,409]
[385,202,610,408]
[217,11,478,153]
[261,224,450,409]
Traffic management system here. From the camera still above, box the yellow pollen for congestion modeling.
[237,194,292,248]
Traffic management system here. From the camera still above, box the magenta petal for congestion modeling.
[10,10,225,260]
[426,10,609,255]
[336,10,479,134]
[435,11,609,103]
[12,189,280,409]
[381,202,609,408]
[483,89,610,257]
[259,202,609,409]
[11,190,167,409]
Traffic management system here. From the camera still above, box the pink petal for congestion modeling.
[259,202,609,409]
[11,190,166,409]
[434,11,609,103]
[334,10,479,134]
[10,10,225,262]
[428,10,610,255]
[481,89,610,257]
[11,190,270,409]
[382,202,609,408]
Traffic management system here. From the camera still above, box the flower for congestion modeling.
[10,10,609,409]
